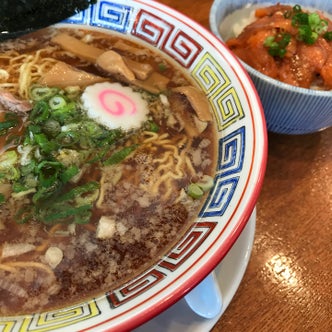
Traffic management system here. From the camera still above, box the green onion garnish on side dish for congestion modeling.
[292,9,328,44]
[323,31,332,41]
[265,4,332,57]
[264,33,291,58]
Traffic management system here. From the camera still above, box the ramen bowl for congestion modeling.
[0,0,266,330]
[210,0,332,135]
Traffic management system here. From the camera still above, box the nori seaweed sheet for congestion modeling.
[0,0,97,40]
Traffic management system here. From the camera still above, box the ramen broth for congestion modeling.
[0,28,216,315]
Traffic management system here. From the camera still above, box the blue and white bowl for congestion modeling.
[210,0,332,135]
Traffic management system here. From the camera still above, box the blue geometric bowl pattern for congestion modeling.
[0,1,266,331]
[201,126,245,218]
[65,1,133,33]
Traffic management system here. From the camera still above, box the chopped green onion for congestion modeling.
[12,182,29,193]
[20,160,36,176]
[290,5,331,44]
[15,206,33,224]
[7,85,150,226]
[37,160,63,188]
[264,33,291,58]
[323,31,332,41]
[27,124,42,134]
[292,12,309,26]
[0,112,19,136]
[30,86,58,101]
[187,183,204,199]
[82,121,105,138]
[145,120,159,132]
[32,181,61,204]
[49,95,67,110]
[0,150,19,182]
[75,189,99,206]
[297,25,317,44]
[23,173,38,188]
[187,175,214,199]
[42,204,92,224]
[268,5,332,54]
[0,119,18,135]
[43,119,61,137]
[0,193,5,204]
[51,101,77,124]
[64,86,81,98]
[34,133,59,153]
[158,63,167,72]
[55,181,100,203]
[30,101,50,124]
[60,165,79,183]
[284,10,292,19]
[309,13,321,29]
[195,175,214,192]
[56,131,80,147]
[104,144,139,165]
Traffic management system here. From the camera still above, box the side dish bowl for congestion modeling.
[210,0,332,135]
[0,0,267,330]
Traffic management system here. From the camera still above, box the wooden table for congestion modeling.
[158,1,332,331]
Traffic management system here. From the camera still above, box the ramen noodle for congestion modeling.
[0,28,216,315]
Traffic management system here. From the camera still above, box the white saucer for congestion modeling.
[134,208,256,331]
